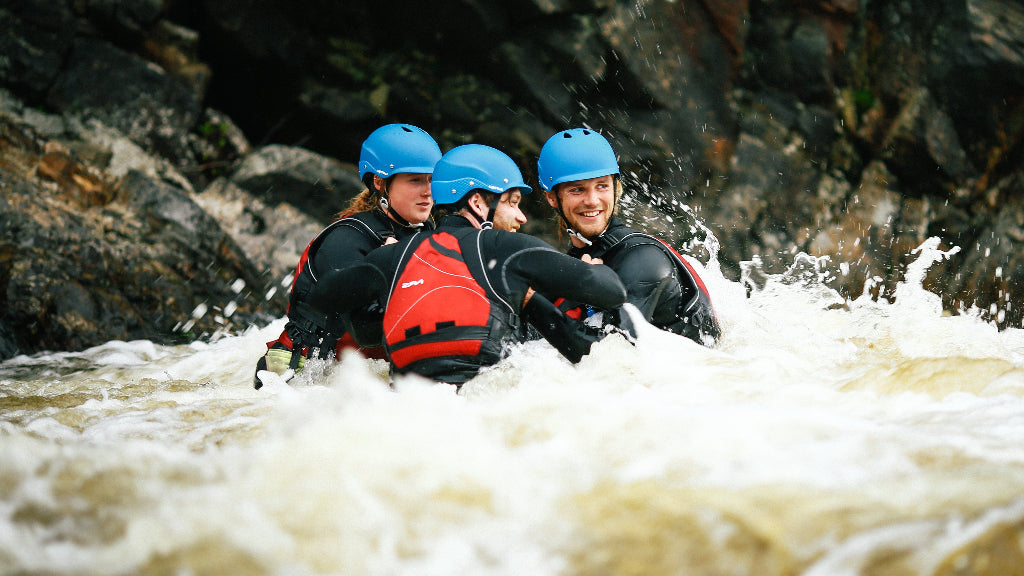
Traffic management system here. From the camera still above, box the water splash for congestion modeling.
[890,237,961,315]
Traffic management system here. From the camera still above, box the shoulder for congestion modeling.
[318,218,379,249]
[610,238,676,279]
[341,211,388,234]
[483,230,558,252]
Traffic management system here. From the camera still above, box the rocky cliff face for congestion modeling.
[1,0,1022,358]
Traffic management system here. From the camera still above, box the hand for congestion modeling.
[384,236,398,245]
[522,287,535,307]
[581,254,603,265]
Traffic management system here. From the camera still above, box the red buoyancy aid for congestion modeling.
[383,231,510,372]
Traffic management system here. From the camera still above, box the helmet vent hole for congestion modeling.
[582,130,591,135]
[402,126,412,132]
[563,133,572,138]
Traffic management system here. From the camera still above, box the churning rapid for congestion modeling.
[2,236,1023,576]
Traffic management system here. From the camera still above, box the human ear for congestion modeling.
[470,192,487,216]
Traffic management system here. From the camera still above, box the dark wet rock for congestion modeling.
[880,88,973,197]
[0,0,77,98]
[0,110,282,358]
[228,145,363,224]
[47,37,202,165]
[195,177,323,288]
[186,107,251,186]
[79,0,165,44]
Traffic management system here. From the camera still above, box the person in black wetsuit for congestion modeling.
[253,123,442,389]
[307,144,628,388]
[537,128,721,346]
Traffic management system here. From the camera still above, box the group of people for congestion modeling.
[253,124,720,390]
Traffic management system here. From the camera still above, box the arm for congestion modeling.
[310,223,382,275]
[307,263,387,316]
[509,248,627,311]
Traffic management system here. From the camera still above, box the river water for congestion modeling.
[2,237,1023,576]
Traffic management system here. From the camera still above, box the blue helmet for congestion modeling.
[536,128,619,192]
[358,124,442,185]
[431,144,532,206]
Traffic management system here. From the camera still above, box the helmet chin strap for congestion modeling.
[567,227,593,246]
[378,186,423,228]
[464,207,491,230]
[466,192,502,230]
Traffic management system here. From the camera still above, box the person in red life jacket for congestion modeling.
[537,127,721,346]
[253,123,442,389]
[306,144,629,388]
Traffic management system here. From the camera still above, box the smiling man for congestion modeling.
[537,128,721,346]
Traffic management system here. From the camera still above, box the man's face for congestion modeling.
[492,190,527,232]
[545,175,615,244]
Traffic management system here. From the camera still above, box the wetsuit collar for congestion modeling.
[437,214,476,228]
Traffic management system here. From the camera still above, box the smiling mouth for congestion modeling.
[579,210,602,218]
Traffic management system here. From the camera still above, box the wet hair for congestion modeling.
[335,188,376,220]
[335,174,392,220]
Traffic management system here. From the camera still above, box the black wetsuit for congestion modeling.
[566,216,720,345]
[309,215,627,385]
[267,209,430,362]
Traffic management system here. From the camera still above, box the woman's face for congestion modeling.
[381,173,433,224]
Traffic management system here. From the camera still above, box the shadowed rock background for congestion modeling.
[1,0,1022,359]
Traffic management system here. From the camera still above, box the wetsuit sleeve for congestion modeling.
[506,246,627,311]
[308,241,404,348]
[310,223,382,274]
[346,302,386,348]
[307,263,387,315]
